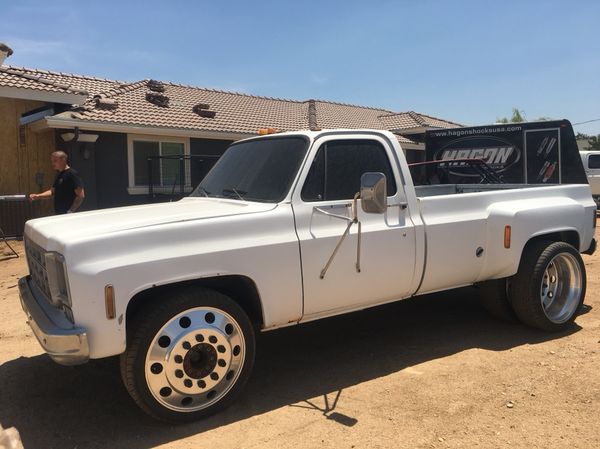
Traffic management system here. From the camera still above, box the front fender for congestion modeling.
[64,204,303,359]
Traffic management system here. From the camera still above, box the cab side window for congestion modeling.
[302,139,397,201]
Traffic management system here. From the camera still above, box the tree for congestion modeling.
[497,108,553,124]
[497,108,526,123]
[576,133,600,151]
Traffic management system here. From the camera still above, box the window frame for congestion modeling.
[588,154,600,170]
[299,137,400,204]
[127,134,191,195]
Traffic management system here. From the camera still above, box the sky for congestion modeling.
[2,0,599,135]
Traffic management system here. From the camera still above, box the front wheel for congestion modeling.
[120,288,255,421]
[511,241,586,332]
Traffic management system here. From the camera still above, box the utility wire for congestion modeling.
[573,118,600,126]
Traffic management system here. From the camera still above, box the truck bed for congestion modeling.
[414,184,595,295]
[415,183,555,198]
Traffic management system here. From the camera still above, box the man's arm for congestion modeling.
[68,187,85,213]
[29,188,54,201]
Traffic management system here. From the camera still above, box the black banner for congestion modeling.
[424,120,587,184]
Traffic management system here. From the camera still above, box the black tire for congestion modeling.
[511,241,586,332]
[478,278,517,322]
[120,287,256,422]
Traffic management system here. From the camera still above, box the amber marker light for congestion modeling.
[105,284,116,319]
[504,225,511,249]
[258,127,279,135]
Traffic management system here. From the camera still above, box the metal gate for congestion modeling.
[147,154,220,202]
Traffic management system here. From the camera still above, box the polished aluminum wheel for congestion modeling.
[145,307,246,412]
[540,253,582,324]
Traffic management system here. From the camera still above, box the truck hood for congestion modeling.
[25,197,276,249]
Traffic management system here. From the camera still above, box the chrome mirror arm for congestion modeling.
[318,193,362,279]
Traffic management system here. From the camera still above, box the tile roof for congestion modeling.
[0,66,120,97]
[378,110,462,130]
[377,112,423,130]
[311,101,392,129]
[394,134,419,145]
[69,80,311,135]
[0,66,461,144]
[416,112,463,128]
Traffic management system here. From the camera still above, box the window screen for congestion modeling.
[588,154,600,169]
[302,139,397,201]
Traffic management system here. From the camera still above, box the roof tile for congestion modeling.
[0,66,460,140]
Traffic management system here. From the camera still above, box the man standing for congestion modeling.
[30,151,85,214]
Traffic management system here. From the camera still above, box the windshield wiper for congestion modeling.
[222,188,247,200]
[196,186,211,197]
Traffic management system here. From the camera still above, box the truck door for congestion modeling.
[292,135,417,318]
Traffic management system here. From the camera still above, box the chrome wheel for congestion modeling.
[540,253,582,324]
[145,307,246,412]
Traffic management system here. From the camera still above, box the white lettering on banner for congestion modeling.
[441,147,515,166]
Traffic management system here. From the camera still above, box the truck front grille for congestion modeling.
[24,237,52,300]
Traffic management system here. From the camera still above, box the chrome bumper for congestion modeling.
[18,276,89,365]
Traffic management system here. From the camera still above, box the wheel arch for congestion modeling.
[125,275,265,332]
[480,227,583,283]
[509,228,581,276]
[525,229,580,252]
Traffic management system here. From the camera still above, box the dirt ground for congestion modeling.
[0,236,599,449]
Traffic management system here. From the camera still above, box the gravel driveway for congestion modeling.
[1,237,599,449]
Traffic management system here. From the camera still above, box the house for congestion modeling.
[0,63,461,215]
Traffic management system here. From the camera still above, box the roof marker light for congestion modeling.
[258,127,279,135]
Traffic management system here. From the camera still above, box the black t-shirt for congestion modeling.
[52,168,83,214]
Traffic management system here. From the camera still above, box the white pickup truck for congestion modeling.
[580,150,600,206]
[19,129,596,421]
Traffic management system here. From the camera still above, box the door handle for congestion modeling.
[389,201,408,210]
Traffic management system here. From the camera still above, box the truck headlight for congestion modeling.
[45,252,71,308]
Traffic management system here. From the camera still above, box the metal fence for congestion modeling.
[0,195,44,238]
[147,154,220,202]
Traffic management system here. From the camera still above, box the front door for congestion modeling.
[292,135,417,319]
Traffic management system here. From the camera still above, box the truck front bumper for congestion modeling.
[18,276,89,366]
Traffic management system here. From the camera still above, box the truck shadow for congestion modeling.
[0,287,582,449]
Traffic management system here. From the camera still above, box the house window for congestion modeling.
[127,135,190,194]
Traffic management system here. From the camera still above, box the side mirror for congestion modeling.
[360,172,387,214]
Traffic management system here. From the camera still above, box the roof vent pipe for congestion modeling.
[193,103,216,118]
[147,79,165,92]
[146,92,169,107]
[0,43,13,66]
[94,95,119,110]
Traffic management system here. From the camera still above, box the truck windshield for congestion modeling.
[190,136,309,203]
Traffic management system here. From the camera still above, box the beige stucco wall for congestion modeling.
[0,97,56,196]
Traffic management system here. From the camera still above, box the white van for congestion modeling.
[580,151,600,205]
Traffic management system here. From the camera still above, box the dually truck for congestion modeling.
[19,129,597,421]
